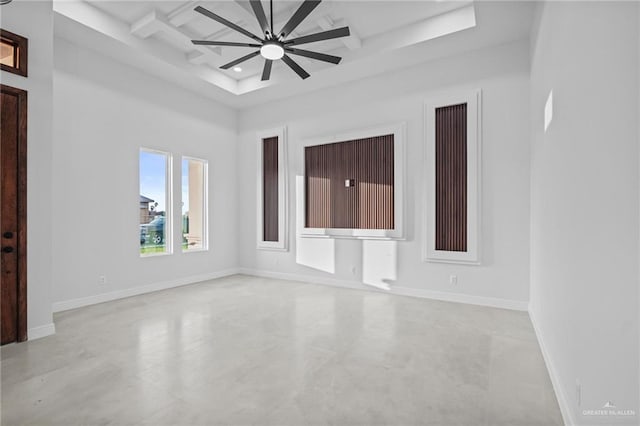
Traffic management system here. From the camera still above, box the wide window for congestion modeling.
[182,157,208,252]
[139,149,172,256]
[301,123,405,240]
[424,89,481,264]
[305,135,395,230]
[0,29,27,77]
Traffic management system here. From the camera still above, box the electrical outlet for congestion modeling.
[98,275,107,285]
[449,275,458,285]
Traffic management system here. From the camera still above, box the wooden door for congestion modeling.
[1,84,27,344]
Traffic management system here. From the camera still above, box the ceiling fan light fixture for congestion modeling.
[192,1,350,81]
[260,42,284,60]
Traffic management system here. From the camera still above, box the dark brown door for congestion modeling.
[1,84,27,344]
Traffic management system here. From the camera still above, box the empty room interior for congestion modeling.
[1,0,639,425]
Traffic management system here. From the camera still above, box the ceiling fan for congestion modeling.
[191,0,350,81]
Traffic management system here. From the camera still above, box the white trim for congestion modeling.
[239,268,528,312]
[423,89,482,264]
[256,127,289,251]
[300,122,406,240]
[51,268,240,313]
[529,305,575,426]
[28,323,56,340]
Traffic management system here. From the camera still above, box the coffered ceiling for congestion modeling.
[53,1,536,108]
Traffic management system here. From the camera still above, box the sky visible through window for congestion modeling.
[139,150,167,213]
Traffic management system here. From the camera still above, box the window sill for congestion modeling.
[256,246,289,252]
[301,228,403,240]
[423,250,480,265]
[140,252,172,258]
[182,248,209,254]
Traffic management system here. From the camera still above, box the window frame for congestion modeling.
[256,126,288,251]
[423,89,482,264]
[139,148,173,257]
[0,29,28,77]
[300,122,406,240]
[181,156,209,253]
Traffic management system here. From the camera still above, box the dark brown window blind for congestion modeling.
[305,134,394,229]
[262,137,278,242]
[435,103,467,252]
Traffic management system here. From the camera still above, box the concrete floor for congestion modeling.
[1,275,562,425]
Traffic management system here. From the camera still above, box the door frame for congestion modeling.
[1,84,27,342]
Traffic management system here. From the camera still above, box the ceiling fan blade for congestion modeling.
[285,47,341,64]
[261,60,273,81]
[284,26,350,46]
[281,54,310,79]
[249,0,270,36]
[220,51,261,69]
[194,6,263,43]
[192,40,262,48]
[278,0,321,39]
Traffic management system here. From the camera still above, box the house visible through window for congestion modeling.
[139,149,171,256]
[182,157,207,251]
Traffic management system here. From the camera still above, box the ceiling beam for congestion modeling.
[168,1,201,27]
[316,16,360,50]
[130,9,229,70]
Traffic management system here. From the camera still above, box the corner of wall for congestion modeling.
[528,306,575,426]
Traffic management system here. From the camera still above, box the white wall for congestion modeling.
[51,37,238,308]
[529,2,639,424]
[0,1,55,337]
[237,40,531,308]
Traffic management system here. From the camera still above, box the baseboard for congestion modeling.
[529,305,574,426]
[392,285,529,311]
[238,268,528,311]
[52,268,240,313]
[28,323,56,340]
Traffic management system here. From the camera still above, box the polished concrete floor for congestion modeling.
[2,275,562,425]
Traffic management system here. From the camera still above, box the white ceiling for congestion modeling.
[53,1,536,108]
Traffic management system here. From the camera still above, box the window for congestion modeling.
[424,89,481,264]
[139,149,172,256]
[0,29,27,77]
[257,127,288,250]
[301,123,405,240]
[305,135,394,229]
[182,157,208,252]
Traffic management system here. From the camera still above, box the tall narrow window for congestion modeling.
[424,90,481,264]
[435,104,467,251]
[263,137,279,242]
[139,149,171,256]
[257,127,288,251]
[182,157,208,252]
